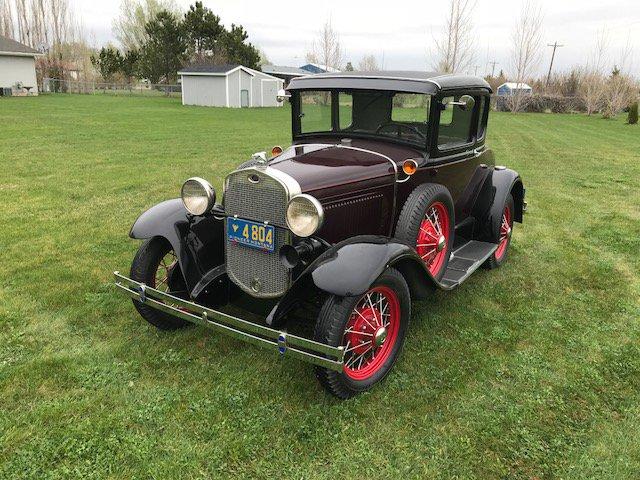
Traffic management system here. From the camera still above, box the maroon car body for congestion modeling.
[116,71,525,398]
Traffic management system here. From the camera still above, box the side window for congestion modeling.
[300,91,332,133]
[438,95,476,150]
[338,92,353,130]
[477,96,488,140]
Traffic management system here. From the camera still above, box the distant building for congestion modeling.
[497,82,533,96]
[260,65,308,86]
[0,35,42,96]
[299,63,341,74]
[178,64,285,108]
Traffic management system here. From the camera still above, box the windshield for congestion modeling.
[296,90,431,147]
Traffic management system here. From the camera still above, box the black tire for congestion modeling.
[484,193,515,269]
[395,183,455,281]
[313,268,411,399]
[129,237,190,330]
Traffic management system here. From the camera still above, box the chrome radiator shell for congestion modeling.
[223,166,301,298]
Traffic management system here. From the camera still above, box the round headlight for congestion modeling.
[181,177,215,216]
[286,194,324,237]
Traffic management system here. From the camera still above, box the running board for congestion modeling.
[440,241,498,289]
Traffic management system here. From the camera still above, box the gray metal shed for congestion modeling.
[178,64,285,108]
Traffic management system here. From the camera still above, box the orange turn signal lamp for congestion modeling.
[271,145,283,157]
[402,159,418,176]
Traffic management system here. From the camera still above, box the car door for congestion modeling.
[427,91,486,223]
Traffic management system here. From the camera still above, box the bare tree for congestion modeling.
[358,54,379,71]
[0,0,15,38]
[508,1,544,112]
[113,0,178,51]
[432,0,476,73]
[602,34,635,118]
[306,18,343,71]
[578,29,608,115]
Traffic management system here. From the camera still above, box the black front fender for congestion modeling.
[267,236,437,326]
[129,199,225,294]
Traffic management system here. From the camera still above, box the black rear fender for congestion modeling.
[129,199,225,293]
[472,168,524,243]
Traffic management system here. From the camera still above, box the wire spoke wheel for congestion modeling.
[341,286,401,381]
[495,205,512,260]
[416,201,450,276]
[152,251,178,293]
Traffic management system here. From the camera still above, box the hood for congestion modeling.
[269,143,404,194]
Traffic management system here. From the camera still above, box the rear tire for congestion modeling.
[130,237,190,330]
[484,193,515,269]
[313,268,411,399]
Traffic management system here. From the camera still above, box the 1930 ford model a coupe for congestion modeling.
[114,71,525,398]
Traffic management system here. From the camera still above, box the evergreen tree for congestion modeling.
[222,24,260,70]
[139,10,186,84]
[91,47,124,81]
[183,1,224,61]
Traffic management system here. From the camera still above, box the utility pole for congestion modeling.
[488,60,498,77]
[474,65,480,75]
[546,41,564,86]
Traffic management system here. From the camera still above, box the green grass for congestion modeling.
[1,94,639,479]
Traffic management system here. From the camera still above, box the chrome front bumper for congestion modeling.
[113,272,345,371]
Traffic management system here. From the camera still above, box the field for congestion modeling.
[0,94,639,479]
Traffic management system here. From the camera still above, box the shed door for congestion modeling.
[241,89,249,108]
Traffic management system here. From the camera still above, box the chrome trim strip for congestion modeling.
[335,144,398,178]
[114,271,345,371]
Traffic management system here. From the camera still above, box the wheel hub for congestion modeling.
[436,235,446,252]
[374,327,387,347]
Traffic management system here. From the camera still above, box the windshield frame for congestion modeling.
[291,88,433,151]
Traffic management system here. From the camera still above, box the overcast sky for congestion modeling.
[77,0,640,77]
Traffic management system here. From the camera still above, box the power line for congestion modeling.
[546,41,564,86]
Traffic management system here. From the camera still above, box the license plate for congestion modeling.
[227,217,275,252]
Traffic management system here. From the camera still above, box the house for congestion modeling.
[299,63,341,74]
[260,65,308,86]
[178,64,285,108]
[497,82,533,96]
[0,35,42,96]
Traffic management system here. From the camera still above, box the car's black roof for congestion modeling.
[287,71,492,94]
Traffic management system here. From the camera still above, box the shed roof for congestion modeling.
[261,65,308,76]
[178,64,255,76]
[287,71,492,94]
[0,35,42,56]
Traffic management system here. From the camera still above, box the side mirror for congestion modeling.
[446,95,475,111]
[276,89,291,103]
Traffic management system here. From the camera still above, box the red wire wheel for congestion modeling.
[495,204,512,261]
[416,201,451,277]
[341,286,401,381]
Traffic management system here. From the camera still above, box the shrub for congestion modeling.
[628,102,639,124]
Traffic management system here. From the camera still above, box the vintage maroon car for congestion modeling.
[114,71,525,398]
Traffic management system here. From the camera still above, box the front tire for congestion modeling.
[130,237,190,330]
[395,183,455,281]
[313,268,411,399]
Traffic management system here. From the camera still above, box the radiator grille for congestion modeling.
[223,168,293,298]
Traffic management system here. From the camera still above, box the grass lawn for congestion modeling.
[0,94,639,479]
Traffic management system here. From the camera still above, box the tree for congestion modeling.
[508,1,544,112]
[602,36,635,119]
[122,48,140,80]
[306,19,343,71]
[628,101,639,125]
[91,46,123,81]
[358,54,379,71]
[113,0,178,51]
[344,61,354,71]
[432,0,476,73]
[221,24,260,70]
[139,10,186,84]
[182,1,224,62]
[580,29,608,115]
[0,0,15,38]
